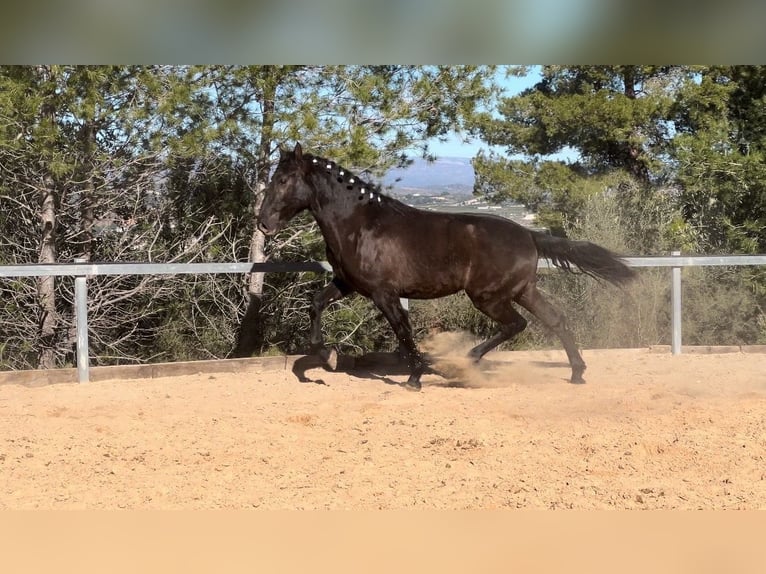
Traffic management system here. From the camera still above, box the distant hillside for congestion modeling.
[381,156,541,230]
[383,157,474,195]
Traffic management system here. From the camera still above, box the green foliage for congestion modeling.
[672,66,766,253]
[472,65,766,257]
[0,65,502,368]
[473,66,685,182]
[2,64,766,369]
[472,152,621,234]
[680,266,765,346]
[408,184,765,352]
[470,66,766,350]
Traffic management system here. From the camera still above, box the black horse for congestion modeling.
[257,143,636,390]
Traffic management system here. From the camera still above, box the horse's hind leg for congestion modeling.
[310,277,353,370]
[517,284,586,384]
[466,291,528,362]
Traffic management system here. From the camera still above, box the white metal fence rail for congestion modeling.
[2,253,766,383]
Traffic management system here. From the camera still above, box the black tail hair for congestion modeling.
[531,231,636,286]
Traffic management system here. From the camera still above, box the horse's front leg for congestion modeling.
[371,291,424,391]
[309,277,352,371]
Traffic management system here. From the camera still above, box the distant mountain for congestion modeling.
[382,157,475,195]
[380,156,540,229]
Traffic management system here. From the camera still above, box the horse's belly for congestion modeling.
[398,277,464,299]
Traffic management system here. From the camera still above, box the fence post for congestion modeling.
[671,250,682,355]
[74,258,90,383]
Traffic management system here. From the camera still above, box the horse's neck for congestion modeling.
[310,186,363,255]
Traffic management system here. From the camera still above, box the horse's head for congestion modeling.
[257,142,313,235]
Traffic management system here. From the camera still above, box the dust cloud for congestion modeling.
[420,331,560,388]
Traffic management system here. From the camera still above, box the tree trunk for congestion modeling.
[37,174,58,369]
[620,66,649,183]
[63,120,97,359]
[231,189,266,357]
[80,121,96,262]
[36,65,59,369]
[231,70,277,357]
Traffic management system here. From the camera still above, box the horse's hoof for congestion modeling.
[319,347,338,371]
[404,378,422,392]
[570,365,586,384]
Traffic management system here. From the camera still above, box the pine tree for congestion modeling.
[471,65,693,233]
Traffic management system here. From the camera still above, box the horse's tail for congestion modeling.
[531,231,636,286]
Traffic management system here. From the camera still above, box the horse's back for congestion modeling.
[345,207,538,298]
[443,212,539,288]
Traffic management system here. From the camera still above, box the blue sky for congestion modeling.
[426,66,541,158]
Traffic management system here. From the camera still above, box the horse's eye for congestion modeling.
[279,177,288,185]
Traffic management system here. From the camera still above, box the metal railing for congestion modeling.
[2,252,766,383]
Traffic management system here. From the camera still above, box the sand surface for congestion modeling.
[1,343,765,509]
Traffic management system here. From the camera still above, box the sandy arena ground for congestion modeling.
[1,341,765,509]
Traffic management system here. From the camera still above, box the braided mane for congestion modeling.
[304,153,386,204]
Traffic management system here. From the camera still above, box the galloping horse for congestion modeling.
[257,143,635,390]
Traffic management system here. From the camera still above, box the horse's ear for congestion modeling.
[294,142,303,160]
